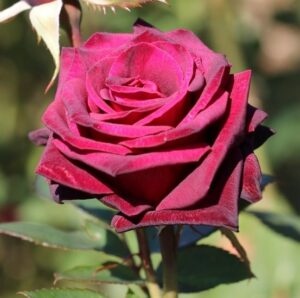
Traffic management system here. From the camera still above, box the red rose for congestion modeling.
[32,21,272,232]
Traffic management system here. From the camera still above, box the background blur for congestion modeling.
[0,0,299,297]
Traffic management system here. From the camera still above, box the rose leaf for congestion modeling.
[247,211,300,243]
[18,288,105,298]
[0,222,128,257]
[146,225,216,253]
[157,245,254,293]
[54,263,144,286]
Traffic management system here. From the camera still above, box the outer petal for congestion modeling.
[36,139,113,195]
[43,100,131,155]
[156,70,251,211]
[53,138,210,176]
[165,29,229,82]
[112,148,243,232]
[100,194,152,217]
[240,153,262,203]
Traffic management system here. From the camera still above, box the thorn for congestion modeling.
[111,6,116,13]
[124,6,131,11]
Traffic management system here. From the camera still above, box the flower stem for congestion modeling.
[136,228,161,298]
[159,226,178,298]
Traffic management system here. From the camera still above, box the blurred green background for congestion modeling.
[0,0,300,297]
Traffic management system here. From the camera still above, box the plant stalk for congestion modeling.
[159,226,178,298]
[136,228,161,298]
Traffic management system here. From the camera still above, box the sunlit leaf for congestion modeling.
[19,288,105,298]
[248,211,300,243]
[54,263,144,285]
[0,222,128,256]
[0,1,31,23]
[157,245,254,293]
[29,0,63,90]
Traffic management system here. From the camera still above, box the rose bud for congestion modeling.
[33,21,273,232]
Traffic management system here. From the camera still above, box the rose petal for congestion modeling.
[180,65,230,125]
[166,29,229,81]
[109,42,183,97]
[86,57,116,113]
[112,148,243,232]
[240,153,262,203]
[43,100,131,155]
[28,128,50,146]
[50,182,96,203]
[246,105,268,132]
[55,47,87,97]
[121,91,228,149]
[156,70,251,210]
[60,78,172,139]
[101,194,152,217]
[53,138,210,176]
[36,139,113,195]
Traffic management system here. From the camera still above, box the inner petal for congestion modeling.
[109,43,183,96]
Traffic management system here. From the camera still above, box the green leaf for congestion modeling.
[248,211,300,243]
[35,177,115,227]
[54,263,144,285]
[127,285,148,298]
[19,288,105,298]
[83,220,129,257]
[0,222,128,257]
[74,199,116,226]
[157,245,254,293]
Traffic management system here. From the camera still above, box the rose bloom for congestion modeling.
[31,21,273,232]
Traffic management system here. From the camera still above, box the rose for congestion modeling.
[31,21,273,232]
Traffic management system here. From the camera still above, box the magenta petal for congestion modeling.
[83,32,132,50]
[59,78,171,139]
[109,43,183,96]
[152,41,195,83]
[241,153,262,203]
[50,182,96,203]
[112,207,236,232]
[180,65,229,125]
[43,100,130,155]
[112,148,243,232]
[86,57,116,113]
[56,48,87,96]
[36,139,113,195]
[166,29,229,80]
[53,139,210,176]
[121,92,228,149]
[156,70,251,210]
[246,105,268,132]
[101,194,152,217]
[28,128,50,146]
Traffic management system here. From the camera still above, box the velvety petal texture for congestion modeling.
[34,21,271,232]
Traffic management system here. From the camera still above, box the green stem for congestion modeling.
[136,229,161,298]
[159,226,178,298]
